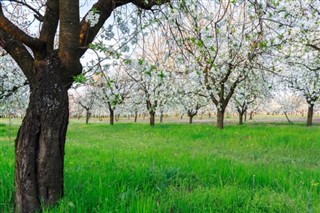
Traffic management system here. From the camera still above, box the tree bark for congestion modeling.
[217,110,224,129]
[249,111,253,120]
[15,58,69,213]
[217,110,225,129]
[160,111,164,123]
[85,110,91,125]
[239,112,244,125]
[307,105,314,127]
[284,112,292,123]
[150,111,155,126]
[189,115,194,124]
[110,109,114,125]
[134,111,138,123]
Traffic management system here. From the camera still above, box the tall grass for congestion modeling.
[0,122,319,212]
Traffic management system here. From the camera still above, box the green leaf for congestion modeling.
[73,74,87,84]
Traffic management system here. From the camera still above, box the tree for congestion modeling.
[124,58,172,126]
[259,0,320,125]
[232,71,269,125]
[166,1,266,128]
[72,86,97,125]
[272,87,304,123]
[95,69,131,125]
[0,0,168,211]
[177,71,209,124]
[283,67,320,126]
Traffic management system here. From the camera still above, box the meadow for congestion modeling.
[0,120,319,212]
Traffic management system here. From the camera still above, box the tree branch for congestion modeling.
[0,28,35,84]
[79,0,169,57]
[40,0,59,52]
[0,4,46,55]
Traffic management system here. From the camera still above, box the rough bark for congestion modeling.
[307,105,314,127]
[15,56,69,213]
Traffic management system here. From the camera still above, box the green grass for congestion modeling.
[0,122,320,212]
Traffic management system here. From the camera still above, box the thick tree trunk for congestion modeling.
[15,59,69,212]
[150,111,155,126]
[217,110,225,129]
[307,105,314,127]
[109,108,114,125]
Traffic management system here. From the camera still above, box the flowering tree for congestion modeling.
[272,87,304,123]
[262,0,320,126]
[124,58,173,126]
[71,86,97,125]
[94,68,132,125]
[176,71,210,124]
[282,67,320,126]
[166,1,266,128]
[232,70,271,124]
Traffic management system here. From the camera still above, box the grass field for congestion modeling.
[0,121,320,212]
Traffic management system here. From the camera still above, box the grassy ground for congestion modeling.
[0,122,319,212]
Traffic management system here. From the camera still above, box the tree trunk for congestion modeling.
[239,112,244,125]
[150,111,155,126]
[249,111,253,120]
[109,108,114,125]
[217,110,225,129]
[284,112,292,123]
[307,105,314,127]
[134,111,138,123]
[85,110,90,125]
[244,111,247,122]
[160,111,164,123]
[15,59,69,212]
[189,115,194,124]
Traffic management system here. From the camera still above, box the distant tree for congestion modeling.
[272,87,304,123]
[124,58,173,126]
[177,71,209,124]
[72,87,97,125]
